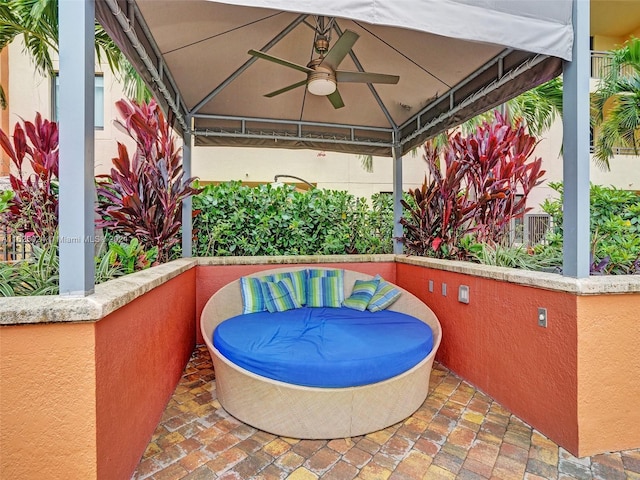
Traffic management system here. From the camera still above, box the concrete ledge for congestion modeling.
[196,254,396,266]
[395,255,640,294]
[0,258,197,325]
[2,254,639,326]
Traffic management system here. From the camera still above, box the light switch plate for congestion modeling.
[458,285,470,304]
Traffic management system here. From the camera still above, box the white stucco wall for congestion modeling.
[191,146,427,198]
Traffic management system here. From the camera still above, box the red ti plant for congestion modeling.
[463,113,545,244]
[400,140,476,258]
[0,113,59,245]
[96,99,200,263]
[400,112,545,258]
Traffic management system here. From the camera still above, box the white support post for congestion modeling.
[58,0,95,295]
[562,0,591,278]
[181,123,193,257]
[392,144,404,254]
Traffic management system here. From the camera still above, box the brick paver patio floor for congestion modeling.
[133,346,640,480]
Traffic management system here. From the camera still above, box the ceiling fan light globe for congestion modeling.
[308,78,337,96]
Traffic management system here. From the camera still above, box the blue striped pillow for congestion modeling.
[307,269,344,303]
[264,270,307,306]
[306,276,342,308]
[343,279,380,311]
[260,278,302,313]
[367,276,402,312]
[240,276,267,314]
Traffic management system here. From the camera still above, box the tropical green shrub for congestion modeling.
[541,182,640,274]
[400,113,545,259]
[94,238,158,284]
[96,99,200,263]
[192,182,394,256]
[0,190,13,214]
[0,236,59,296]
[0,232,159,296]
[464,238,562,272]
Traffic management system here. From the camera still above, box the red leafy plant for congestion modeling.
[401,113,545,258]
[96,99,200,263]
[0,113,59,245]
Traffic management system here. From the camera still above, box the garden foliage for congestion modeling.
[0,106,178,296]
[0,113,59,244]
[541,182,640,274]
[0,236,59,296]
[94,238,159,284]
[95,99,200,263]
[0,190,13,214]
[400,113,545,259]
[192,182,394,256]
[0,234,160,296]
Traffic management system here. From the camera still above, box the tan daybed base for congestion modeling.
[200,267,442,439]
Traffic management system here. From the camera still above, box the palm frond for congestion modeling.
[507,77,563,137]
[591,70,640,170]
[0,84,6,109]
[358,154,373,173]
[95,24,123,75]
[119,58,152,103]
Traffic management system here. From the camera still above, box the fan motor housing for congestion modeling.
[314,35,329,54]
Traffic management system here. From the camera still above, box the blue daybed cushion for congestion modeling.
[213,307,434,388]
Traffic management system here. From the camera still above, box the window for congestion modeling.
[52,74,104,129]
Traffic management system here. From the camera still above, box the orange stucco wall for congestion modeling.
[95,269,196,480]
[576,293,640,456]
[395,263,580,454]
[0,269,196,480]
[0,322,98,479]
[195,262,396,343]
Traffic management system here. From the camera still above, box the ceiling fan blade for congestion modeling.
[327,89,345,109]
[248,49,313,74]
[336,71,400,84]
[265,80,308,98]
[321,30,359,70]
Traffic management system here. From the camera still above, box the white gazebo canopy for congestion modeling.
[95,0,572,156]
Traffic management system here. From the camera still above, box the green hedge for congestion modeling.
[192,182,394,256]
[541,183,640,274]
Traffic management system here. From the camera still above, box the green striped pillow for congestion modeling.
[367,277,402,312]
[260,278,302,313]
[307,269,344,303]
[265,270,306,306]
[306,276,342,308]
[342,278,380,311]
[240,276,267,314]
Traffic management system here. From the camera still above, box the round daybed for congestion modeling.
[200,267,442,439]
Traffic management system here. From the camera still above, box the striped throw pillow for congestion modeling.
[265,270,307,306]
[306,276,342,308]
[240,276,267,314]
[307,269,344,303]
[342,278,380,311]
[260,278,302,313]
[367,277,402,312]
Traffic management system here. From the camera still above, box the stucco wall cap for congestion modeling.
[196,254,396,266]
[394,255,640,294]
[0,258,197,326]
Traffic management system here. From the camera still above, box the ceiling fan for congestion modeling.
[248,28,399,109]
